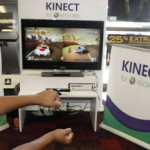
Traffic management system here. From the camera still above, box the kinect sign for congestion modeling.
[45,2,80,19]
[46,2,80,11]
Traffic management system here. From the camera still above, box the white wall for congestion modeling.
[18,0,108,20]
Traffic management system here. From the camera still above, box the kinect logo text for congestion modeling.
[122,60,150,77]
[46,2,80,11]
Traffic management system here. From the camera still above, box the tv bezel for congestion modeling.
[21,19,104,70]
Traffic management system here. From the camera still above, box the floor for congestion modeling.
[0,111,147,150]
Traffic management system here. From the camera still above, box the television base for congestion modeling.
[41,71,83,77]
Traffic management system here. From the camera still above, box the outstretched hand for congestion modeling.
[37,89,61,108]
[51,128,74,144]
[13,128,74,150]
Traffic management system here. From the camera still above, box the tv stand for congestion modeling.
[18,75,99,132]
[41,71,83,77]
[19,91,98,132]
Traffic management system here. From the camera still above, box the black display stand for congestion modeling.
[0,32,19,74]
[0,32,18,47]
[0,32,18,42]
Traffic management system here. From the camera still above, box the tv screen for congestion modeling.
[21,19,104,71]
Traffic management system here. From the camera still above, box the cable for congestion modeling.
[32,102,90,117]
[66,102,89,112]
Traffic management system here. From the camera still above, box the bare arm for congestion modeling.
[0,90,74,150]
[12,128,74,150]
[0,90,61,115]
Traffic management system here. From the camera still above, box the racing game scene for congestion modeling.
[24,27,101,63]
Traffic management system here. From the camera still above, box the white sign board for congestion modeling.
[18,0,108,21]
[101,45,150,149]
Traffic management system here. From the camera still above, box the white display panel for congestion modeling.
[18,0,108,20]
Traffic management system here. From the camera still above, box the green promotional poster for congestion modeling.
[0,114,9,131]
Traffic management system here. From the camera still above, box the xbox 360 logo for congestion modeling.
[53,12,59,18]
[129,77,136,85]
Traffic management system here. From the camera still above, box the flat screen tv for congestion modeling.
[21,19,104,75]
